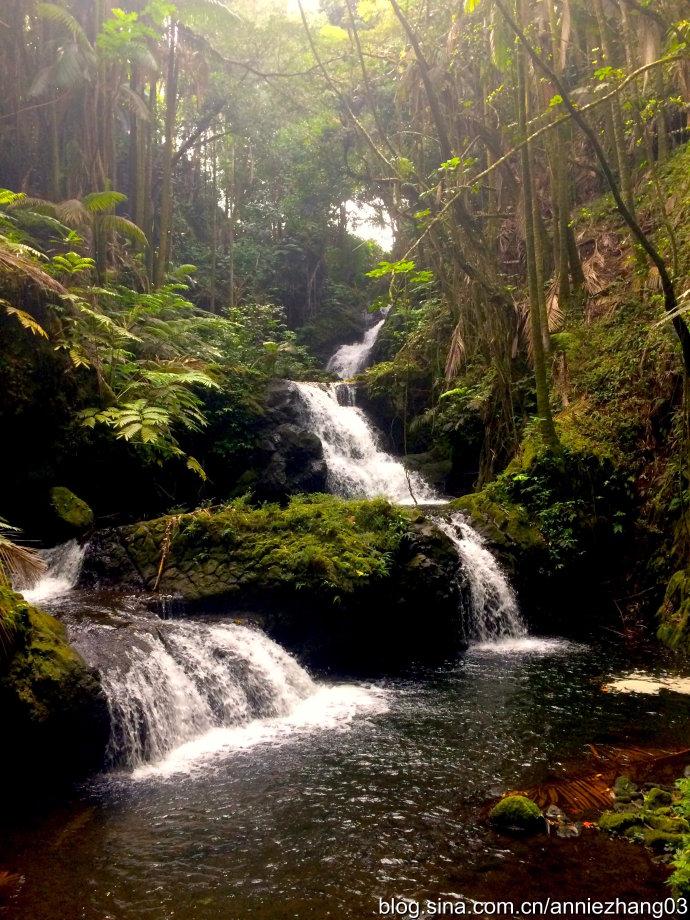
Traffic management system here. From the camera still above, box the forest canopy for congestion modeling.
[0,0,688,525]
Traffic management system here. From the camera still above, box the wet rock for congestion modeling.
[489,795,545,834]
[254,423,326,502]
[79,528,145,589]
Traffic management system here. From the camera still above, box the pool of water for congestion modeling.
[1,609,689,919]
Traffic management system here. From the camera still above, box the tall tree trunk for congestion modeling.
[593,0,635,217]
[154,26,178,288]
[516,0,559,450]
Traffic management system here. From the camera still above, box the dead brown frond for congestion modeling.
[55,198,90,229]
[0,536,47,588]
[444,319,466,383]
[645,265,662,293]
[519,744,690,816]
[0,870,21,896]
[546,275,564,333]
[0,245,66,294]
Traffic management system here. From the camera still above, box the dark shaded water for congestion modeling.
[1,611,689,919]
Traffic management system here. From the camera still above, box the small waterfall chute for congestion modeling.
[327,309,389,379]
[435,512,525,643]
[18,539,86,604]
[292,382,441,505]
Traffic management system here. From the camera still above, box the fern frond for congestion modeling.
[2,303,49,338]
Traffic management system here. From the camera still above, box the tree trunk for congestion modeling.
[154,25,178,288]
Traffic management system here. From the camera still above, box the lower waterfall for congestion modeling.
[100,618,379,772]
[22,550,387,774]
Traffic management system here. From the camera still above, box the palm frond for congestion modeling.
[83,191,128,213]
[98,215,148,248]
[35,3,92,51]
[118,83,151,122]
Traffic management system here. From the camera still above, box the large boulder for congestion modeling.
[80,497,466,674]
[0,587,109,791]
[254,423,327,501]
[49,485,94,535]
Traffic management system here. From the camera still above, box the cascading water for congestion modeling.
[19,539,86,604]
[22,547,387,775]
[102,619,318,769]
[434,512,525,643]
[327,309,389,379]
[293,381,441,505]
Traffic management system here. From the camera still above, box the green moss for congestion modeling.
[489,795,544,833]
[598,810,645,834]
[0,588,97,723]
[632,829,686,852]
[50,486,94,530]
[645,787,673,809]
[120,495,417,602]
[0,587,108,786]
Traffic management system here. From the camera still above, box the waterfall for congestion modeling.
[19,544,387,774]
[327,310,389,379]
[98,619,387,774]
[102,620,315,768]
[292,381,441,505]
[19,539,86,604]
[434,512,525,642]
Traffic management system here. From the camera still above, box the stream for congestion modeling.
[3,315,690,918]
[2,581,689,919]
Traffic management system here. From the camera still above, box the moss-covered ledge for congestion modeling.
[0,587,109,790]
[81,495,466,673]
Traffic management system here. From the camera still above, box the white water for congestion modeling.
[101,619,386,774]
[23,545,388,774]
[327,315,387,379]
[19,539,86,604]
[434,512,525,643]
[293,381,442,505]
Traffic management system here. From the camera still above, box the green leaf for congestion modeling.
[186,456,207,480]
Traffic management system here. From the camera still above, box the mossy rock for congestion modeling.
[628,828,686,852]
[50,486,94,532]
[598,810,645,835]
[80,496,466,674]
[489,795,544,834]
[0,587,109,790]
[645,787,673,809]
[613,775,641,804]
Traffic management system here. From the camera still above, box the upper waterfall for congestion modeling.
[326,307,389,379]
[292,382,441,505]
